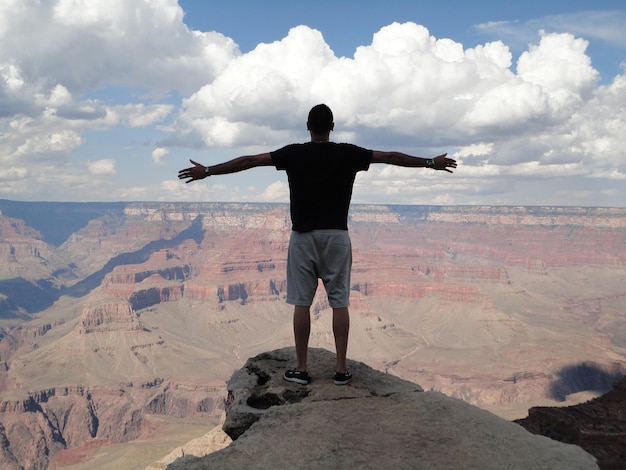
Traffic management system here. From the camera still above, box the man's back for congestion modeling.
[271,142,372,232]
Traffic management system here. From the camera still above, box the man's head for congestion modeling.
[307,104,334,135]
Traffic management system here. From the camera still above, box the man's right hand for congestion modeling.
[178,159,208,183]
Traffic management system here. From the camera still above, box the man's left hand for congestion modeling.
[433,154,457,173]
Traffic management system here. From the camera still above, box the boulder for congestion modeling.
[167,347,597,469]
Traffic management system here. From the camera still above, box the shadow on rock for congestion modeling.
[550,362,625,402]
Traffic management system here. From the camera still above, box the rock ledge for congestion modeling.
[168,347,597,469]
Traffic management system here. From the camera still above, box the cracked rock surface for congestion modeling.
[168,347,597,470]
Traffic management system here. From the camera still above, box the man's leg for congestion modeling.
[293,305,311,371]
[332,307,350,373]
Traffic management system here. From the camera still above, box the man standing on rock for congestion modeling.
[178,104,457,385]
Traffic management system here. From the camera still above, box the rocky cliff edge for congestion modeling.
[164,347,597,470]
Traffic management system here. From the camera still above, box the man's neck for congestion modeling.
[310,132,331,143]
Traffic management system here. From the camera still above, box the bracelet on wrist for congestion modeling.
[425,159,435,168]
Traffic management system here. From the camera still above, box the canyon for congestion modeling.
[0,200,625,468]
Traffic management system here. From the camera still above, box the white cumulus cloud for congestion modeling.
[152,147,169,164]
[0,1,624,206]
[86,159,116,175]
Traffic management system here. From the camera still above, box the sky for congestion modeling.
[1,0,625,207]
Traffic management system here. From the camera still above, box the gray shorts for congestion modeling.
[286,229,352,308]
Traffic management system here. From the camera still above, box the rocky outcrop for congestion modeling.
[516,376,626,470]
[0,380,225,469]
[147,412,232,470]
[0,385,141,469]
[75,301,144,334]
[0,213,75,283]
[167,348,598,470]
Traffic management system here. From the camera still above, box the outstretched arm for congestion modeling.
[178,153,274,183]
[371,151,457,173]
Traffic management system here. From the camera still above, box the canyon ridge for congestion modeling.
[0,200,624,468]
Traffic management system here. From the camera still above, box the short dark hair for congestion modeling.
[307,104,334,134]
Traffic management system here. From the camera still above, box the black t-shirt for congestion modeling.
[271,142,372,232]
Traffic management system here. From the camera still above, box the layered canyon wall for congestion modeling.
[0,201,625,468]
